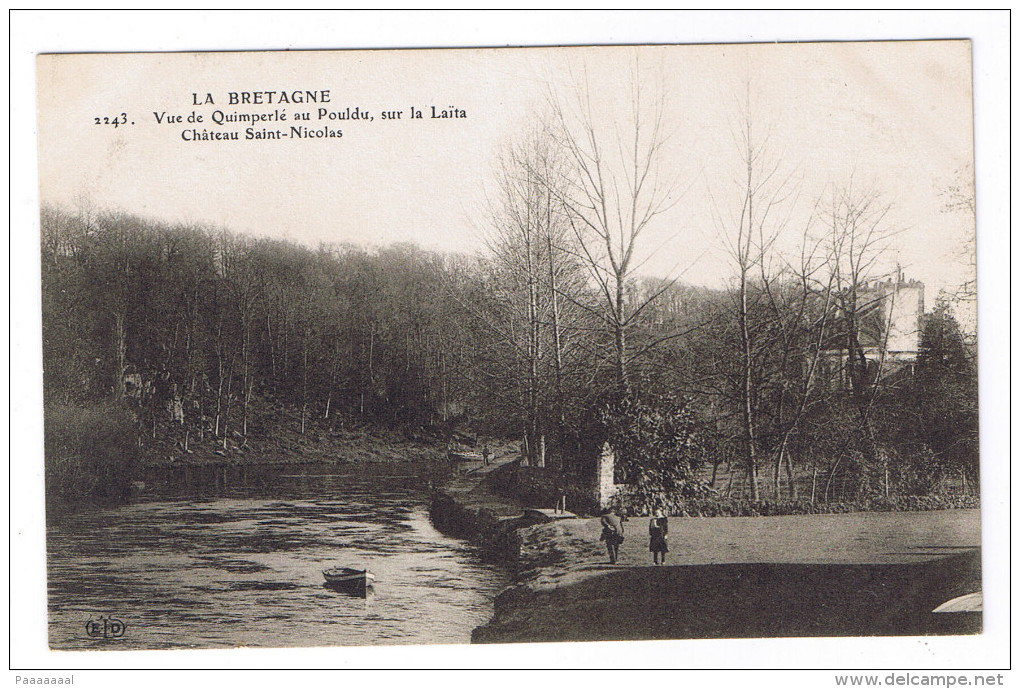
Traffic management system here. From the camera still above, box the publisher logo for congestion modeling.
[85,616,125,639]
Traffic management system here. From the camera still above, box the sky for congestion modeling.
[37,41,975,306]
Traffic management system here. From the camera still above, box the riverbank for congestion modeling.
[138,408,452,468]
[428,465,982,643]
[475,549,981,642]
[45,399,466,512]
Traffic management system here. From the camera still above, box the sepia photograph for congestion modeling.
[11,10,1011,677]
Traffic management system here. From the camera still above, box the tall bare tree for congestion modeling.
[938,163,977,345]
[709,87,797,501]
[542,66,680,398]
[487,129,577,464]
[822,180,900,494]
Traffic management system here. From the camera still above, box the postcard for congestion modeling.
[29,38,991,664]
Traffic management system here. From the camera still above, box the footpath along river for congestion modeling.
[46,463,509,649]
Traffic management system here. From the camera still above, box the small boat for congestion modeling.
[323,566,375,591]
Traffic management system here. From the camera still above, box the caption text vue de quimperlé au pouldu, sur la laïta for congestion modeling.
[92,89,467,142]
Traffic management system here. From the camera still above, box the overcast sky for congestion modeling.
[37,41,974,299]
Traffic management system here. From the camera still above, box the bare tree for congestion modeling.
[709,86,797,501]
[938,163,977,345]
[486,128,577,464]
[761,220,839,499]
[822,180,900,494]
[219,236,263,439]
[542,65,680,398]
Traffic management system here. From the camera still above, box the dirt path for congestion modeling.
[435,442,526,518]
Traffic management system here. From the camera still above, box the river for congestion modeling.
[46,463,509,649]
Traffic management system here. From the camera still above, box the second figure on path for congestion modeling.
[649,513,669,565]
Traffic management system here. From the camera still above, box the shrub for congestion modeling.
[487,454,979,518]
[890,445,952,496]
[645,494,979,517]
[44,401,139,508]
[601,395,710,512]
[486,462,598,515]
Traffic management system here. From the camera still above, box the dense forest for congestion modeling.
[40,83,979,512]
[40,203,977,512]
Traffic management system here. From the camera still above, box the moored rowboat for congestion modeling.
[323,566,375,589]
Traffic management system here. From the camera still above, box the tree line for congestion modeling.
[41,78,978,508]
[40,193,977,508]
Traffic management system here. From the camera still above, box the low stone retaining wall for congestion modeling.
[429,491,524,565]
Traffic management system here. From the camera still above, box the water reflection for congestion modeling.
[47,464,507,649]
[323,582,375,599]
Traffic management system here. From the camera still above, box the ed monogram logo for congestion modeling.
[85,616,125,639]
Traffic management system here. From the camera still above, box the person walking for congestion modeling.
[649,513,669,565]
[482,444,491,466]
[600,508,625,564]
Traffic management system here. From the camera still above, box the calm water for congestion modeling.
[46,464,508,649]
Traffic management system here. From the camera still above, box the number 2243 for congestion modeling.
[94,113,129,127]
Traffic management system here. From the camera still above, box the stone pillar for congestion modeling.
[595,442,618,509]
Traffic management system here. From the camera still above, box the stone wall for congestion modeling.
[594,442,618,509]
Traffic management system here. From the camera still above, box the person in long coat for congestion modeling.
[649,513,669,565]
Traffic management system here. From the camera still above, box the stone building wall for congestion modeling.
[594,442,618,509]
